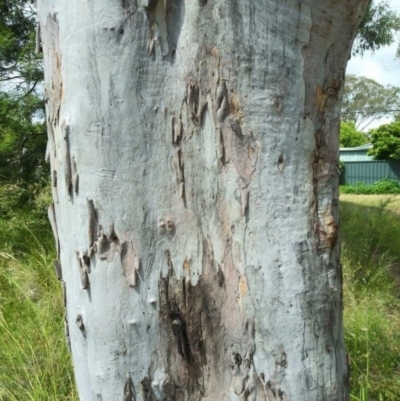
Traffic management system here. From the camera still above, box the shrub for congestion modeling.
[340,178,400,194]
[340,121,369,148]
[368,122,400,160]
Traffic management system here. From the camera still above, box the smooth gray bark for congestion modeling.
[38,1,369,400]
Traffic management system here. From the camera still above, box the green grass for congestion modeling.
[0,183,77,401]
[341,196,400,401]
[340,194,400,216]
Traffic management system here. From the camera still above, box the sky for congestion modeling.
[346,0,400,129]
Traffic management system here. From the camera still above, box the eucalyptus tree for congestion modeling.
[342,74,400,131]
[354,0,400,55]
[38,1,369,400]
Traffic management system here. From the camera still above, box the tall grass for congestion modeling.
[0,183,77,400]
[341,198,400,401]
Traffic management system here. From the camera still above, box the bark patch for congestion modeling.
[44,13,62,129]
[146,0,184,60]
[156,243,259,400]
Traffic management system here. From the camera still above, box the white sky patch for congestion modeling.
[346,0,400,130]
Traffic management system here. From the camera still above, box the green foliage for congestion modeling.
[340,121,368,148]
[354,0,400,55]
[0,92,46,183]
[342,75,400,131]
[0,183,78,400]
[341,178,400,194]
[341,199,400,401]
[0,0,42,84]
[0,0,46,186]
[368,121,400,160]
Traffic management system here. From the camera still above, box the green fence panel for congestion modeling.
[340,160,400,185]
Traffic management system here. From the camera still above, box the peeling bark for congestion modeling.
[38,1,369,400]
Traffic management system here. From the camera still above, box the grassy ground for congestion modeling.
[341,194,400,215]
[0,183,78,400]
[340,195,400,401]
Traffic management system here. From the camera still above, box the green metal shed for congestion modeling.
[339,144,400,185]
[339,143,373,162]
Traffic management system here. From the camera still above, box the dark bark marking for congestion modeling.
[263,380,288,401]
[71,156,79,194]
[176,149,184,186]
[97,225,120,262]
[158,215,175,238]
[51,168,59,204]
[52,169,57,188]
[48,203,60,259]
[141,376,157,401]
[61,280,67,308]
[216,80,229,122]
[157,241,258,399]
[171,115,182,144]
[146,0,184,60]
[187,83,200,121]
[275,351,288,371]
[217,266,225,287]
[54,259,62,280]
[35,23,42,53]
[162,379,175,399]
[241,186,249,217]
[277,155,284,172]
[121,0,138,14]
[87,201,122,262]
[64,317,71,352]
[61,123,73,195]
[274,95,283,113]
[87,199,99,248]
[76,251,90,289]
[171,312,191,364]
[170,112,187,202]
[75,314,86,335]
[123,373,136,401]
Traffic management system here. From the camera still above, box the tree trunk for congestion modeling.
[38,1,368,400]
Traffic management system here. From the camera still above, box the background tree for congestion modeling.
[354,0,400,55]
[341,74,400,131]
[0,0,42,84]
[0,0,46,187]
[368,121,400,159]
[340,121,369,148]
